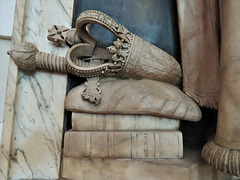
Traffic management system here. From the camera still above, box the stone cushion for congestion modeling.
[65,79,201,122]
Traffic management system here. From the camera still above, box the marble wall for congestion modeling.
[0,0,74,179]
[0,39,11,146]
[0,0,15,152]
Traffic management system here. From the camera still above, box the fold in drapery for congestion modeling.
[177,0,220,109]
[215,0,240,150]
[201,0,240,176]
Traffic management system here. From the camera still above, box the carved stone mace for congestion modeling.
[202,0,240,176]
[7,10,182,105]
[7,10,181,85]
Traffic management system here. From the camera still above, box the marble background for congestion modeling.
[0,0,15,148]
[0,0,74,179]
[0,39,11,145]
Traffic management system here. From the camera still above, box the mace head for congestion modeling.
[7,41,38,71]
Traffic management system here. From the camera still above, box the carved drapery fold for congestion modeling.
[202,0,240,176]
[177,0,220,109]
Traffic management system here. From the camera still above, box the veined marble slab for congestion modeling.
[0,39,11,146]
[0,0,74,179]
[0,1,26,179]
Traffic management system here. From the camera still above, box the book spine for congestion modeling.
[72,113,180,131]
[64,130,183,159]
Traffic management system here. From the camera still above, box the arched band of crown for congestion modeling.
[76,10,133,45]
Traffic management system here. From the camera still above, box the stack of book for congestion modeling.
[64,113,183,159]
[62,78,204,179]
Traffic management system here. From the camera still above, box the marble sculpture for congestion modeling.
[7,10,205,179]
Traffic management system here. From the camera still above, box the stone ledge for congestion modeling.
[62,148,233,180]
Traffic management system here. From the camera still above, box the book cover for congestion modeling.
[64,130,183,159]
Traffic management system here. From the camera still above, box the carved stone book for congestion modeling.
[72,113,180,131]
[64,130,183,159]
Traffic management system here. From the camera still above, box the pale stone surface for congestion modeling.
[62,148,233,180]
[0,1,26,179]
[0,39,11,145]
[64,130,183,159]
[72,113,180,130]
[0,0,74,179]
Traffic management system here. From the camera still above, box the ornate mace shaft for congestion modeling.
[7,42,109,79]
[7,41,68,73]
[36,51,67,73]
[7,41,103,105]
